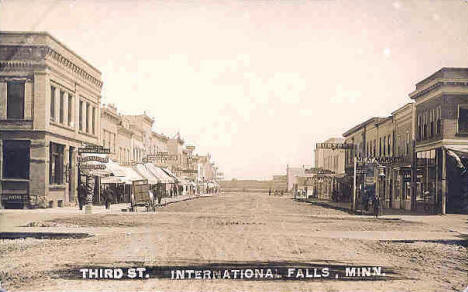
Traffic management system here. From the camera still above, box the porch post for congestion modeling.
[441,147,447,215]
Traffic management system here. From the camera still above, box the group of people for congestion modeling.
[77,182,124,210]
[269,189,284,196]
[77,181,219,210]
[361,187,381,217]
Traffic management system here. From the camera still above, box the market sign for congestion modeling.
[356,156,405,165]
[316,143,354,150]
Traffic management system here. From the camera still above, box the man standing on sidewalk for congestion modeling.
[77,182,87,210]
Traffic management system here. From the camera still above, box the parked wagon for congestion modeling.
[130,179,155,212]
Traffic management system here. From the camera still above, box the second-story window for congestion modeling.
[423,112,427,139]
[7,81,25,120]
[50,86,56,121]
[68,94,73,127]
[92,107,96,135]
[436,106,441,135]
[85,102,90,133]
[59,90,64,124]
[406,131,410,156]
[79,100,83,131]
[429,109,435,137]
[388,135,391,156]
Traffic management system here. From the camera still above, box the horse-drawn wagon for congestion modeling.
[130,179,155,212]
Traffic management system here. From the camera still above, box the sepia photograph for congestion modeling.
[0,0,467,291]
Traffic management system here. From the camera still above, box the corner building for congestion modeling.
[0,32,102,208]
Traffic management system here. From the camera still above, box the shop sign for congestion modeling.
[316,143,354,150]
[78,156,109,163]
[357,156,404,165]
[79,164,106,170]
[2,194,25,201]
[78,145,110,154]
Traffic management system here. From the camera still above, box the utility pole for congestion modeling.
[352,156,357,212]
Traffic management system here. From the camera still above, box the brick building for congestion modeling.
[409,67,468,213]
[0,31,102,208]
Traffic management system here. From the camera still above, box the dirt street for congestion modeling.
[1,192,467,292]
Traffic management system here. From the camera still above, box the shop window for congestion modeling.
[49,142,64,185]
[50,86,56,121]
[457,105,468,134]
[2,140,30,179]
[7,81,25,120]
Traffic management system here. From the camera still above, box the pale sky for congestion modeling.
[1,0,468,180]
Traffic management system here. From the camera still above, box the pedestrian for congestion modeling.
[269,188,271,196]
[102,186,112,210]
[373,195,381,218]
[77,182,87,210]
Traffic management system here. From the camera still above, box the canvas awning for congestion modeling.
[161,168,180,183]
[101,164,144,184]
[101,176,125,184]
[133,164,159,185]
[145,163,175,184]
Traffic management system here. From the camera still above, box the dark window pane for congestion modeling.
[59,90,64,124]
[3,140,30,179]
[79,100,83,131]
[86,103,89,133]
[49,142,64,185]
[458,107,468,133]
[7,82,25,119]
[50,86,56,120]
[68,95,73,126]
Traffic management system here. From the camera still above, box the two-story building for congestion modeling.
[0,31,102,208]
[409,67,468,214]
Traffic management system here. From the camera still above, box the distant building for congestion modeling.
[272,175,287,192]
[286,166,305,192]
[314,137,346,174]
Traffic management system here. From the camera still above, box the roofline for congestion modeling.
[342,117,385,137]
[0,31,102,75]
[375,116,392,126]
[391,102,414,115]
[414,67,468,89]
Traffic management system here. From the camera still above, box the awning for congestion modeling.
[101,164,144,184]
[133,164,159,185]
[101,176,125,184]
[145,163,175,184]
[105,160,128,177]
[161,168,180,183]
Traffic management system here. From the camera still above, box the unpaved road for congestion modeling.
[1,192,467,291]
